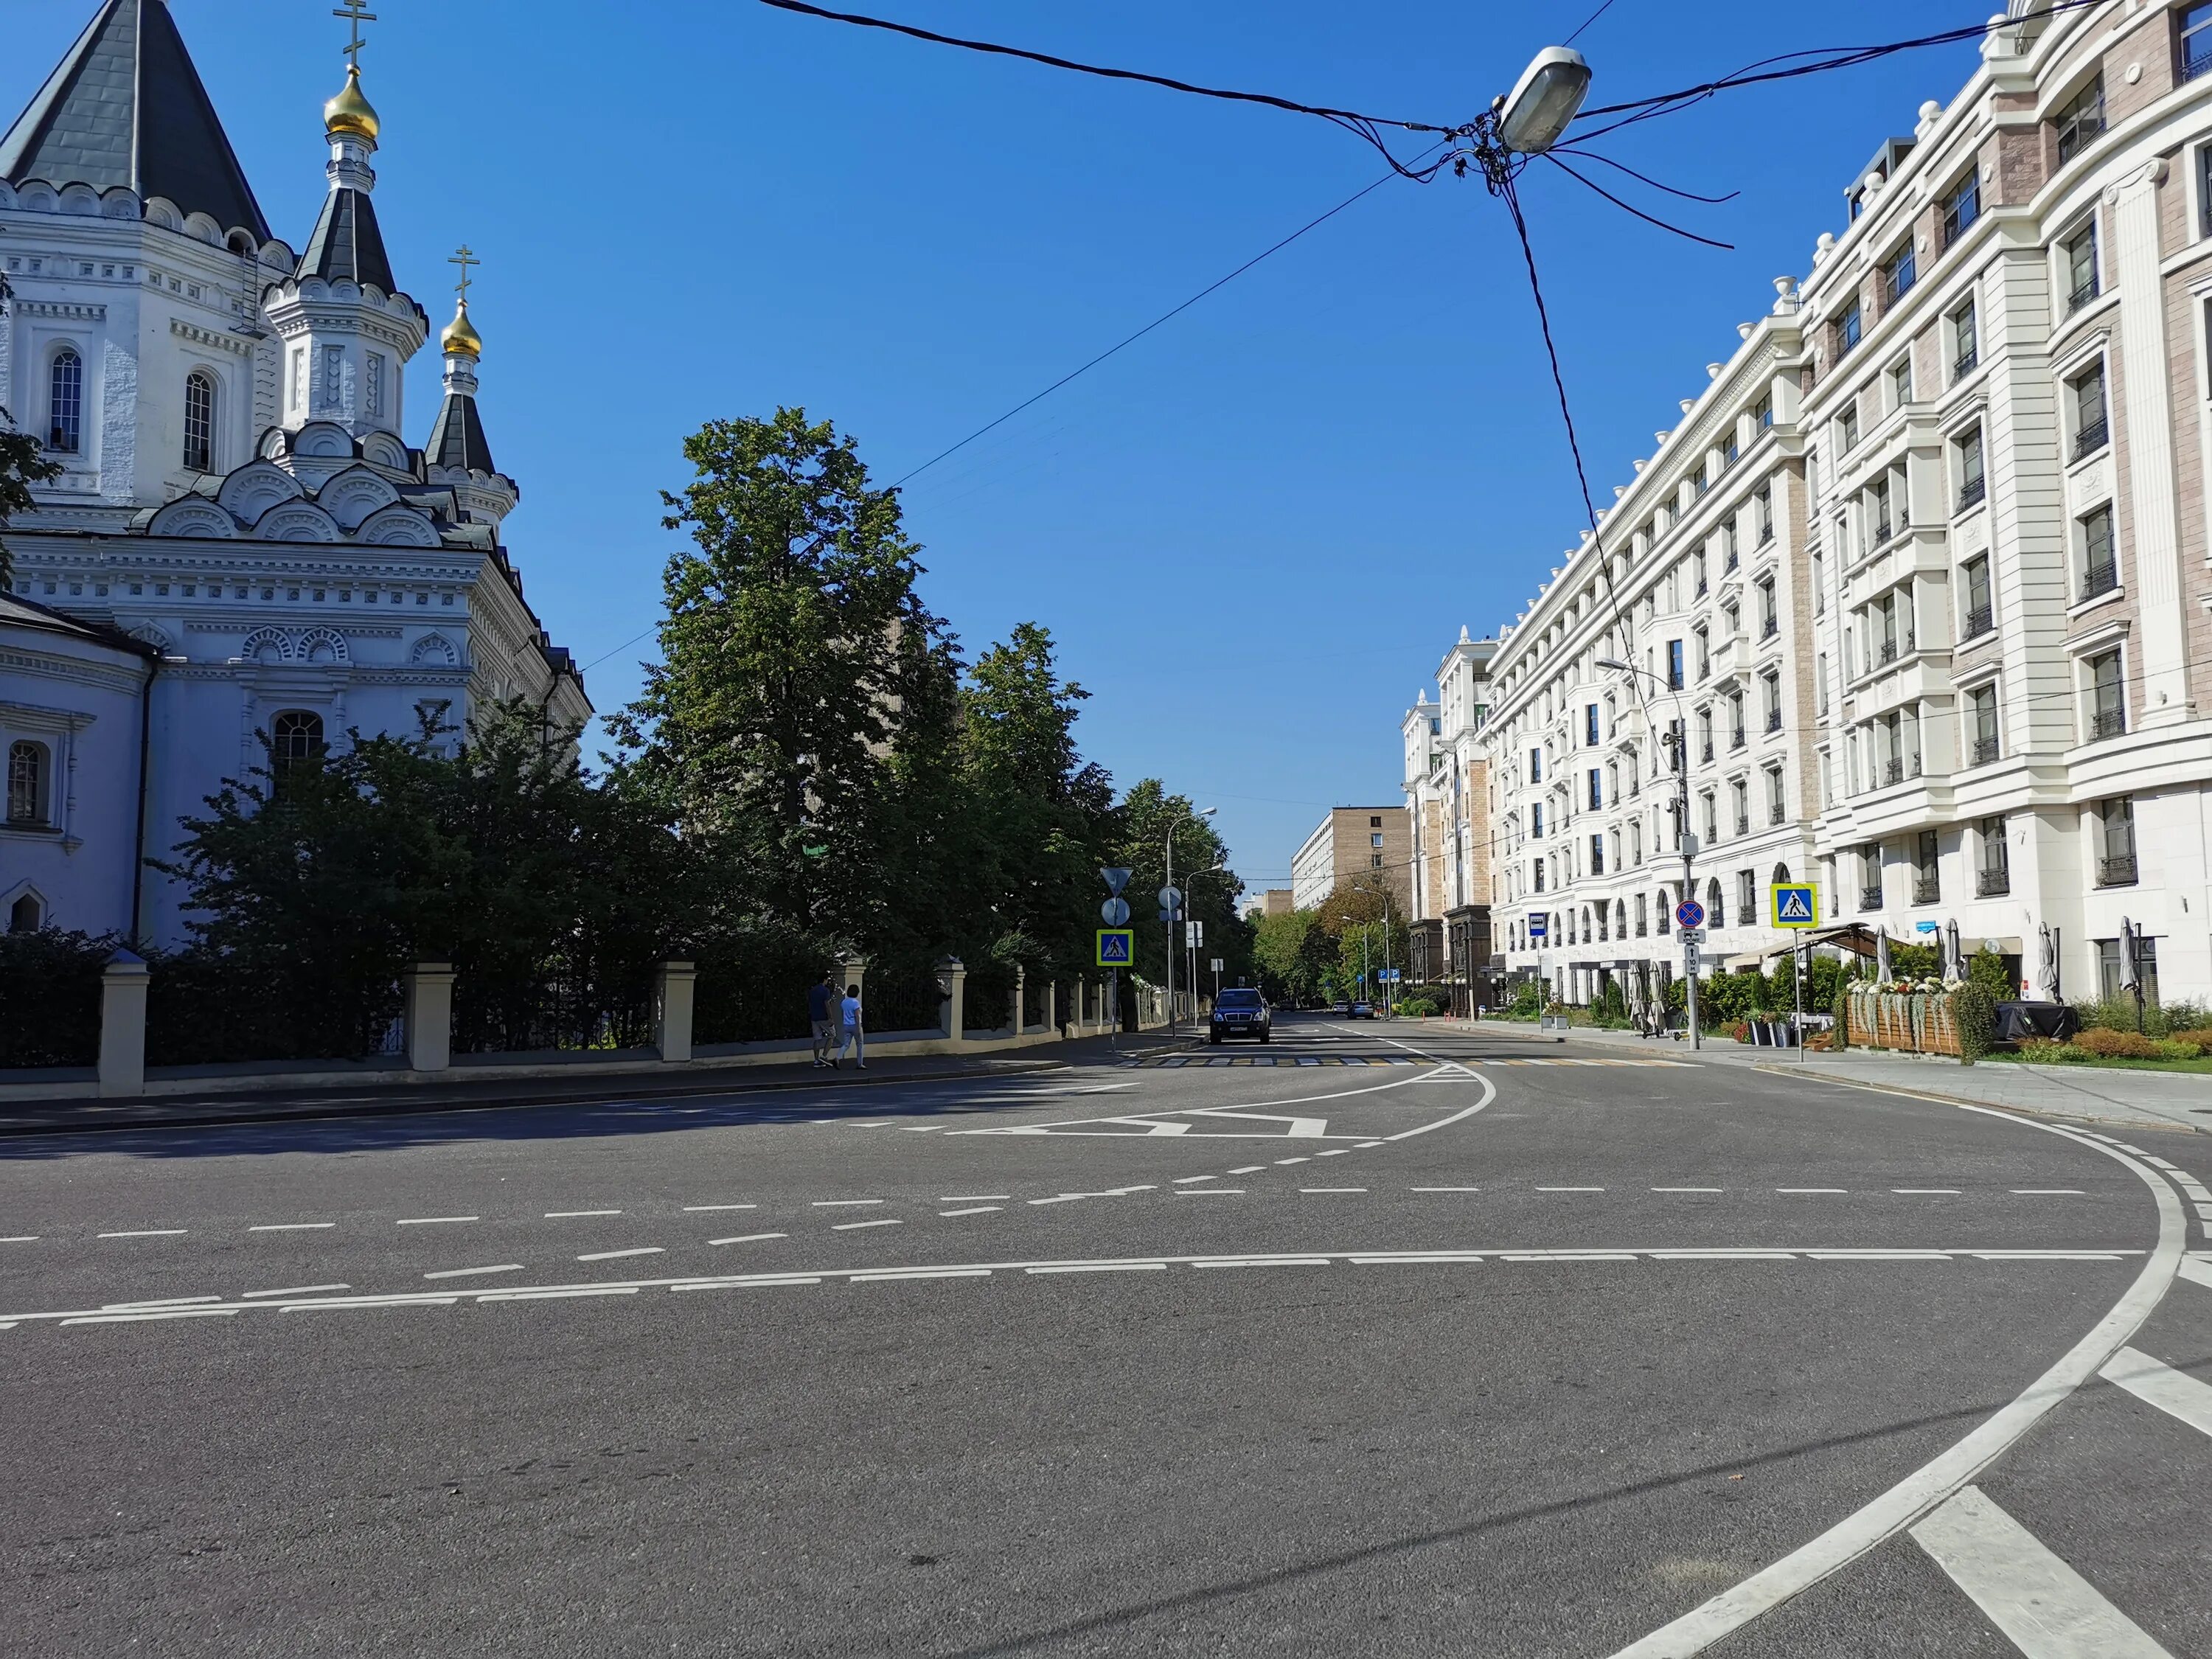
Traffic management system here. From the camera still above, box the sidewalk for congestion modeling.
[1433,1017,2212,1137]
[0,1030,1197,1138]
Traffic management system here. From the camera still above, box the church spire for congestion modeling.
[425,245,518,529]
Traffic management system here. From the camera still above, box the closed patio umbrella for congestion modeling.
[1876,931,1893,984]
[2119,917,2145,1032]
[1944,919,1963,984]
[2037,924,2058,1001]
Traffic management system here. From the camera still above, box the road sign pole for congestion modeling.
[1795,942,1805,1065]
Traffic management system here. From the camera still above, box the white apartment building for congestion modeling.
[1448,0,2212,1012]
[1402,628,1496,1006]
[1798,0,2212,1006]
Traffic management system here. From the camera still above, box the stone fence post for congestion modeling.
[655,960,696,1063]
[97,949,150,1098]
[935,956,967,1044]
[839,953,869,1006]
[1010,967,1026,1037]
[1044,980,1057,1038]
[403,962,454,1072]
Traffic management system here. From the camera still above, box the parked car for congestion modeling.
[1349,1001,1375,1020]
[1210,988,1272,1044]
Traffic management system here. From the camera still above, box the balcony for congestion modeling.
[2073,416,2109,459]
[2098,853,2138,887]
[1759,616,1779,642]
[1723,550,1739,573]
[1731,728,1747,751]
[2080,562,2118,602]
[1957,474,1986,512]
[1872,517,1893,547]
[1694,577,1709,599]
[1700,742,1715,765]
[1972,735,2000,766]
[1962,603,1993,641]
[1883,757,1905,785]
[1878,638,1899,666]
[1765,709,1782,734]
[1768,804,1786,827]
[2090,707,2126,740]
[1977,867,2011,897]
[2067,277,2099,316]
[1859,886,1885,912]
[1734,814,1750,837]
[1953,347,1979,380]
[2189,38,2212,82]
[1913,876,1939,905]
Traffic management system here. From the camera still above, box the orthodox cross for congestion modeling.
[333,0,377,71]
[448,245,479,305]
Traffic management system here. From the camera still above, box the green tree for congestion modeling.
[607,408,954,941]
[1110,780,1238,995]
[1316,874,1409,1000]
[0,271,64,588]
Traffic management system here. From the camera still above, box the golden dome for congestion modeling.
[440,298,483,358]
[324,65,380,142]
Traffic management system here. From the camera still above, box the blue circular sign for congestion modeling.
[1675,898,1706,930]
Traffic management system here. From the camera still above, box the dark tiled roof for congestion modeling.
[0,0,269,240]
[296,186,395,293]
[0,589,159,657]
[425,392,496,477]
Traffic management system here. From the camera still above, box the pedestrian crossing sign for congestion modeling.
[1771,883,1818,928]
[1096,928,1134,967]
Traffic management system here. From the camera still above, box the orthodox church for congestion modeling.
[0,0,589,945]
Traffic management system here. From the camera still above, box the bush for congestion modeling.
[1400,997,1439,1018]
[2067,995,2212,1040]
[2166,1026,2212,1057]
[1725,1020,1750,1043]
[1952,982,1996,1065]
[1832,985,1851,1050]
[1966,950,2014,999]
[0,928,115,1068]
[2073,1027,2164,1060]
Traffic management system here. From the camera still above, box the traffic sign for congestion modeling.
[1685,943,1702,973]
[1771,882,1818,928]
[1100,867,1133,897]
[1185,919,1205,947]
[1095,928,1134,967]
[1211,958,1223,973]
[1678,928,1704,945]
[1099,897,1130,927]
[1158,886,1182,909]
[1158,908,1180,924]
[1675,897,1706,931]
[1528,914,1550,940]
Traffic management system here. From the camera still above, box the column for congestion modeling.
[403,961,454,1072]
[1010,967,1026,1037]
[935,956,967,1043]
[97,949,150,1099]
[2112,161,2188,726]
[655,960,696,1063]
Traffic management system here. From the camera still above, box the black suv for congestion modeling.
[1209,989,1272,1044]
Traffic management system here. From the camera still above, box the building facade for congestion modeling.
[0,0,588,942]
[1290,807,1411,913]
[1416,0,2212,1013]
[1402,628,1497,1001]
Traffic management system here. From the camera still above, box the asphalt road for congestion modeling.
[3,1014,2207,1657]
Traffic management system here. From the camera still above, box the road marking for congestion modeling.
[2013,1189,2084,1195]
[812,1200,884,1208]
[1026,1262,1166,1275]
[2180,1258,2212,1292]
[481,1287,640,1302]
[546,1210,622,1218]
[1909,1486,2172,1658]
[577,1247,663,1261]
[1537,1186,1605,1193]
[1193,1257,1331,1269]
[1805,1251,1952,1262]
[1652,1187,1723,1193]
[248,1222,335,1231]
[63,1308,238,1325]
[937,1207,1001,1217]
[682,1204,759,1211]
[1174,1189,1243,1197]
[709,1232,787,1246]
[1776,1188,1846,1194]
[1273,1157,1310,1164]
[1357,1141,1384,1148]
[1606,1105,2185,1659]
[1300,1187,1367,1194]
[1315,1147,1354,1156]
[1172,1175,1218,1184]
[1502,1251,1638,1262]
[1411,1186,1481,1192]
[2099,1346,2212,1439]
[939,1195,1009,1203]
[1891,1189,1959,1195]
[101,1295,221,1309]
[1228,1166,1266,1175]
[0,1236,37,1243]
[98,1230,185,1238]
[1647,1250,1795,1260]
[852,1267,990,1281]
[243,1283,348,1298]
[832,1219,902,1231]
[1027,1194,1084,1206]
[425,1264,526,1279]
[395,1217,476,1226]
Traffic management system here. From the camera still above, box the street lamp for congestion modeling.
[1183,862,1226,1015]
[1166,807,1216,1031]
[1497,47,1592,156]
[1596,655,1702,1051]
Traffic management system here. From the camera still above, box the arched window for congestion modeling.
[184,369,215,471]
[48,349,82,453]
[7,894,40,933]
[1657,888,1672,934]
[271,710,326,785]
[1771,863,1792,886]
[1707,877,1727,929]
[1614,900,1627,939]
[6,740,47,826]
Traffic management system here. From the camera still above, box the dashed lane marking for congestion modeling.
[577,1247,663,1262]
[243,1283,348,1298]
[708,1233,786,1246]
[248,1222,335,1232]
[811,1200,884,1208]
[546,1210,622,1218]
[424,1265,525,1279]
[97,1230,185,1239]
[682,1204,758,1212]
[832,1219,902,1231]
[938,1207,1001,1217]
[395,1217,476,1226]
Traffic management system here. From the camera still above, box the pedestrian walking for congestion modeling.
[834,982,866,1070]
[808,971,838,1068]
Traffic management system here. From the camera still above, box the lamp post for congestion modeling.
[1183,863,1225,1021]
[1166,807,1216,1031]
[1597,655,1701,1051]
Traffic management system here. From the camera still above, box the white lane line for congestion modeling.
[1502,1251,1638,1262]
[546,1210,622,1218]
[1652,1187,1723,1194]
[937,1207,1001,1217]
[424,1264,525,1279]
[1537,1186,1605,1193]
[1228,1166,1266,1175]
[708,1232,786,1246]
[0,1236,38,1243]
[672,1276,820,1291]
[1027,1195,1084,1206]
[63,1308,238,1326]
[1909,1486,2173,1658]
[1776,1189,1846,1194]
[1412,1186,1481,1192]
[812,1200,884,1208]
[1026,1262,1166,1275]
[98,1229,186,1238]
[1606,1106,2186,1659]
[1274,1157,1310,1165]
[1891,1189,1960,1195]
[1300,1188,1368,1194]
[1647,1250,1795,1261]
[1316,1148,1354,1156]
[242,1283,349,1298]
[852,1267,990,1281]
[832,1219,902,1231]
[1174,1189,1243,1197]
[2099,1346,2212,1440]
[2014,1189,2085,1195]
[1193,1257,1331,1269]
[248,1222,335,1232]
[395,1216,477,1226]
[1171,1175,1218,1184]
[939,1195,1009,1203]
[280,1294,457,1311]
[682,1203,759,1212]
[1357,1141,1384,1148]
[1805,1251,1952,1262]
[101,1295,221,1310]
[577,1247,663,1262]
[1969,1251,2128,1261]
[481,1287,640,1302]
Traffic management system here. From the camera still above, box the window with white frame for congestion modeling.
[1941,169,1980,247]
[2062,220,2100,313]
[1954,425,1986,511]
[183,369,215,471]
[1950,297,1978,379]
[2054,75,2105,164]
[1961,555,1993,639]
[2079,504,2118,600]
[46,349,82,453]
[1968,683,1999,767]
[1890,356,1913,408]
[2087,648,2126,740]
[2183,1,2212,83]
[2095,796,2137,887]
[2068,361,2108,459]
[6,740,50,826]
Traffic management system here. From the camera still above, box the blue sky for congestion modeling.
[12,1,1989,891]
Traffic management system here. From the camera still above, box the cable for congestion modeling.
[1541,154,1734,249]
[1562,0,1623,47]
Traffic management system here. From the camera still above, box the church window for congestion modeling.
[270,712,326,785]
[366,352,383,417]
[47,349,83,453]
[8,894,41,933]
[184,370,215,470]
[7,740,49,826]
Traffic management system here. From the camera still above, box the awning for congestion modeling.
[1725,953,1766,970]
